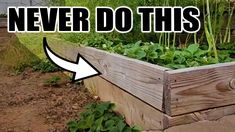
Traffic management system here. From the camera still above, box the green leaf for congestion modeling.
[95,117,104,131]
[146,51,158,61]
[132,125,142,132]
[135,40,142,45]
[77,120,89,129]
[124,46,146,60]
[194,49,207,57]
[187,44,199,55]
[166,64,186,69]
[207,57,218,64]
[186,61,200,67]
[67,121,79,132]
[123,127,132,132]
[117,120,126,132]
[174,54,186,64]
[105,119,116,129]
[110,127,119,132]
[160,51,174,63]
[181,50,192,58]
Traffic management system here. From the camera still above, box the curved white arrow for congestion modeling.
[43,37,101,81]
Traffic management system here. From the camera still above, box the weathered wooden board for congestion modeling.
[49,40,235,116]
[49,40,169,112]
[166,62,235,116]
[84,76,235,131]
[78,47,169,111]
[84,76,167,131]
[168,104,235,127]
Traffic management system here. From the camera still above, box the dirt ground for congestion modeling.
[0,69,96,132]
[0,27,96,132]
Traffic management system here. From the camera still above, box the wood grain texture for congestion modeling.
[168,104,235,127]
[78,47,169,111]
[49,40,169,111]
[84,76,235,130]
[49,40,235,116]
[166,62,235,116]
[84,76,167,131]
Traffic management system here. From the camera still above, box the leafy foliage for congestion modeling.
[62,0,208,44]
[84,39,234,69]
[33,59,60,73]
[60,0,235,69]
[67,102,141,132]
[14,59,42,74]
[14,62,32,74]
[0,14,7,18]
[14,59,60,73]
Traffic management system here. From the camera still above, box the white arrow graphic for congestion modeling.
[43,37,101,81]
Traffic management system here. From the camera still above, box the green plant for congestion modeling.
[44,76,61,86]
[62,0,235,69]
[14,62,31,74]
[33,59,60,73]
[13,59,41,74]
[0,14,7,18]
[13,59,60,73]
[203,0,219,63]
[67,102,141,132]
[62,0,209,44]
[223,2,235,43]
[83,39,234,69]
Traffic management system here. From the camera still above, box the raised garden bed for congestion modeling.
[49,41,235,131]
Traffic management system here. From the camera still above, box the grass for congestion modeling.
[0,35,40,69]
[44,76,61,87]
[16,33,77,58]
[33,59,61,73]
[16,33,60,59]
[14,33,76,73]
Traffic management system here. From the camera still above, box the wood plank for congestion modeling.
[84,76,167,131]
[84,76,235,130]
[166,62,235,116]
[168,104,235,127]
[48,40,169,111]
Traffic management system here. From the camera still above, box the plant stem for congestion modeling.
[206,0,219,62]
[223,3,235,43]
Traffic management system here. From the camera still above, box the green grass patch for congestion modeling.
[33,59,61,73]
[44,76,61,87]
[16,33,60,59]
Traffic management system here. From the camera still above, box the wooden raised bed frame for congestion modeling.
[49,41,235,131]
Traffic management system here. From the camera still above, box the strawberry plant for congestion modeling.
[67,102,141,132]
[61,0,235,69]
[85,39,234,69]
